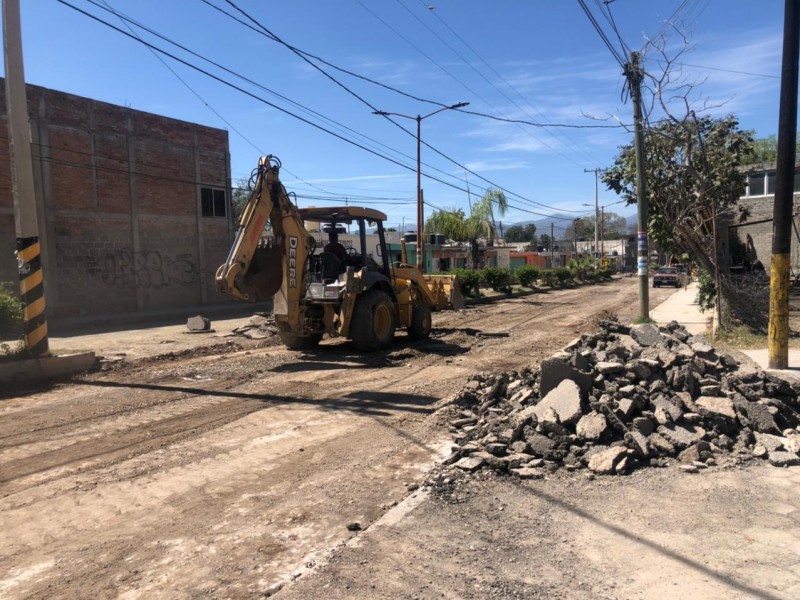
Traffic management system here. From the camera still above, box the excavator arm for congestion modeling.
[215,156,315,331]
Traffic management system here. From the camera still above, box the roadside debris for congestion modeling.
[228,313,278,339]
[438,319,800,478]
[186,315,212,333]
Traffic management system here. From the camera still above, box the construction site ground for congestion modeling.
[1,277,798,599]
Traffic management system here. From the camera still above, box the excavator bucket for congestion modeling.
[243,243,284,301]
[422,274,464,311]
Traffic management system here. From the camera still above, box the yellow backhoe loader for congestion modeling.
[216,155,463,351]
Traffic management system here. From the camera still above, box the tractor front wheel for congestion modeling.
[408,303,432,340]
[350,289,396,351]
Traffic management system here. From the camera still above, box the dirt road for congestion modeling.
[2,278,796,599]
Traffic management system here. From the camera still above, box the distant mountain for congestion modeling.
[501,212,638,240]
[502,213,576,240]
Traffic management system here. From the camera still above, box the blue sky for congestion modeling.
[4,0,789,232]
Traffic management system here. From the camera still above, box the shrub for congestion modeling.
[696,269,715,312]
[452,268,482,298]
[515,265,540,288]
[483,267,513,293]
[554,267,573,286]
[596,267,613,280]
[540,269,558,288]
[0,282,23,341]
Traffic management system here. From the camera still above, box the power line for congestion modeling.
[81,0,429,197]
[576,0,627,68]
[357,0,597,169]
[215,0,596,216]
[62,0,594,221]
[676,62,780,80]
[401,0,603,166]
[198,0,617,131]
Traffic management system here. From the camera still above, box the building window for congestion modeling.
[201,187,227,217]
[748,173,765,196]
[767,171,776,195]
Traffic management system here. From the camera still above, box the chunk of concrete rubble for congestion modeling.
[587,446,629,475]
[734,399,781,434]
[533,379,584,426]
[768,451,800,467]
[656,423,706,450]
[630,323,663,347]
[754,432,786,453]
[695,396,736,420]
[576,412,608,441]
[453,456,485,472]
[511,467,544,479]
[186,315,211,332]
[539,356,593,398]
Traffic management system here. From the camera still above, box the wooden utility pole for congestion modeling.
[769,0,800,369]
[626,51,650,321]
[3,0,49,356]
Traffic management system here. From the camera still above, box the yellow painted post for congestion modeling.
[769,254,790,368]
[768,0,800,369]
[4,0,49,356]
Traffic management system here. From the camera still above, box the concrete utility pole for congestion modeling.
[601,206,605,258]
[3,0,49,356]
[769,0,800,369]
[625,51,650,321]
[373,102,469,273]
[584,168,605,255]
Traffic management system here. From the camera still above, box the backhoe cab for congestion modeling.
[216,155,462,351]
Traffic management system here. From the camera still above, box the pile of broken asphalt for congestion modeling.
[435,318,800,479]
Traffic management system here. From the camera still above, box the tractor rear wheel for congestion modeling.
[408,303,432,340]
[350,289,396,351]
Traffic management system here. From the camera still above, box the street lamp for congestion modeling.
[373,101,469,273]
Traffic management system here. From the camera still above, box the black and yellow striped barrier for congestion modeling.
[17,236,49,357]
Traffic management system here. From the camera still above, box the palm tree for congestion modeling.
[424,188,508,268]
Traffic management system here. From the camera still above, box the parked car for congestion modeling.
[652,267,681,288]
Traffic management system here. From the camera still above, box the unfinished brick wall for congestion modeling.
[0,79,233,321]
[730,194,800,271]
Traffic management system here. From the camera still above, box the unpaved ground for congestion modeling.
[1,278,797,599]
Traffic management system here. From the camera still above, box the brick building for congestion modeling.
[729,164,800,272]
[0,80,233,323]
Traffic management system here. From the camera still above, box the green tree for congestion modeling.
[425,187,508,267]
[601,212,629,240]
[603,114,754,327]
[741,133,800,165]
[504,223,537,243]
[231,176,252,220]
[567,217,595,241]
[538,233,552,251]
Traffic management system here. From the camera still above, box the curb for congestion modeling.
[0,352,98,384]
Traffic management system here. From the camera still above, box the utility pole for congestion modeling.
[373,101,469,273]
[3,0,49,356]
[584,167,605,256]
[769,0,800,369]
[550,222,554,266]
[625,51,650,321]
[601,206,605,258]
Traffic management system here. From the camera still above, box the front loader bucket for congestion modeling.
[422,274,464,311]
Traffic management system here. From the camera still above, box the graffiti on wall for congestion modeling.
[87,248,200,289]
